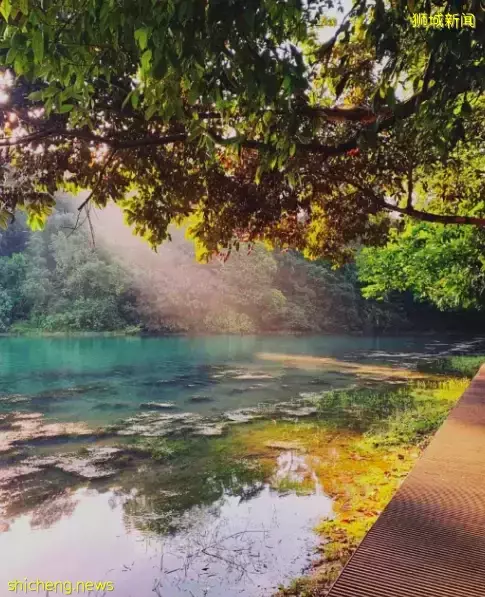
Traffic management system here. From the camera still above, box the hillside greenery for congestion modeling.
[1,207,484,335]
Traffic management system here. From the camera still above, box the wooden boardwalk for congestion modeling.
[327,365,485,597]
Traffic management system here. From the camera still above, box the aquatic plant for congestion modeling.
[417,355,485,378]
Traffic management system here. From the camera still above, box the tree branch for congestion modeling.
[345,177,485,227]
[381,201,485,227]
[0,81,465,158]
[77,148,117,211]
[407,165,413,210]
[0,129,188,149]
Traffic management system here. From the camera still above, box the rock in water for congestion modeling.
[188,395,214,403]
[140,402,178,410]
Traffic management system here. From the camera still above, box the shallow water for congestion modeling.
[0,334,483,596]
[0,453,332,597]
[1,335,482,425]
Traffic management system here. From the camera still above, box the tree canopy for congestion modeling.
[358,220,485,310]
[0,0,484,261]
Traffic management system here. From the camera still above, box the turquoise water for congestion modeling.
[0,334,479,425]
[0,334,483,597]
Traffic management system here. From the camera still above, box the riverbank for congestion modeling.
[2,328,484,340]
[271,377,469,595]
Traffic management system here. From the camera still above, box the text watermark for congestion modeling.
[8,579,114,594]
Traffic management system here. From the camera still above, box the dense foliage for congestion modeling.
[0,211,138,331]
[0,0,484,264]
[358,220,485,310]
[129,233,413,334]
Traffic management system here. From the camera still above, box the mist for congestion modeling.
[49,194,410,335]
[80,198,276,333]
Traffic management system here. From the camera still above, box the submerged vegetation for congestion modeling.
[112,368,473,595]
[271,376,469,596]
[105,371,469,596]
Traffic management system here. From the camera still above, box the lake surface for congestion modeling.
[0,334,483,596]
[1,335,482,424]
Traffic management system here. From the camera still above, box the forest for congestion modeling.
[0,203,483,335]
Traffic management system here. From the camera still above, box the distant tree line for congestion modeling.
[0,208,483,335]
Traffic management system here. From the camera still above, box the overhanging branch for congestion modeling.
[345,177,485,227]
[381,201,485,227]
[77,148,118,211]
[0,76,472,162]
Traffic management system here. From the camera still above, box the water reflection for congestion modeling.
[0,452,332,597]
[1,334,481,595]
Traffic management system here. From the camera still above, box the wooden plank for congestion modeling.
[327,365,485,597]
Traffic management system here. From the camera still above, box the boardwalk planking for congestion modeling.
[327,365,485,597]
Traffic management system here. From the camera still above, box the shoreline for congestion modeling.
[0,329,478,339]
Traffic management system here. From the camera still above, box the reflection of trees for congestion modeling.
[1,468,79,523]
[121,446,269,536]
[30,492,79,529]
[1,438,272,541]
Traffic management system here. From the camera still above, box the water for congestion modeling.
[1,467,331,596]
[1,335,481,425]
[0,334,483,597]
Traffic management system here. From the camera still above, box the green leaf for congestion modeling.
[141,49,152,72]
[19,0,28,15]
[187,121,203,142]
[44,84,59,98]
[282,76,292,93]
[121,90,132,109]
[31,29,44,64]
[14,54,27,74]
[27,90,44,101]
[59,103,74,113]
[44,97,53,115]
[27,213,45,231]
[144,104,158,120]
[289,143,296,157]
[134,27,149,51]
[5,46,16,64]
[263,111,272,125]
[131,89,140,109]
[187,87,199,104]
[0,210,9,229]
[11,32,27,49]
[0,0,12,21]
